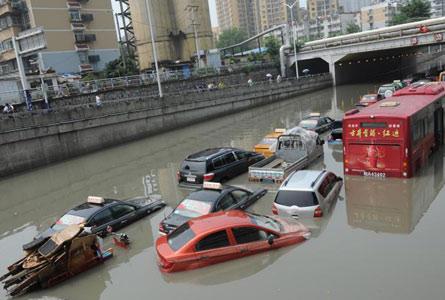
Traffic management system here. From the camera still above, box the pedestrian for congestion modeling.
[95,94,102,107]
[276,74,282,83]
[2,103,14,114]
[217,81,225,89]
[266,73,273,83]
[247,78,254,87]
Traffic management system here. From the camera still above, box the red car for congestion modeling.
[358,94,382,106]
[156,210,309,272]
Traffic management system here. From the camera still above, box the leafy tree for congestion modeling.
[216,28,249,53]
[346,22,361,34]
[104,54,138,78]
[391,0,431,25]
[264,36,281,60]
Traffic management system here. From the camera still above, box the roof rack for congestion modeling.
[310,170,326,188]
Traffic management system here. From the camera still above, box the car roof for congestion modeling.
[279,170,326,191]
[187,210,254,235]
[186,148,239,161]
[66,199,118,219]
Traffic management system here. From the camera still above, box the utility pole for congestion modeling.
[286,1,299,79]
[12,36,32,110]
[186,5,202,68]
[144,0,163,98]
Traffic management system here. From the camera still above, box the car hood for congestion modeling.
[163,213,192,230]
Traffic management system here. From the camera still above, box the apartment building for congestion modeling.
[360,1,398,31]
[307,0,339,19]
[130,0,214,70]
[0,0,119,80]
[216,0,258,36]
[429,0,444,18]
[338,0,374,13]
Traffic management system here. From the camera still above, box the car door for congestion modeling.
[215,192,238,211]
[88,208,115,235]
[222,152,241,178]
[194,230,237,266]
[234,150,249,174]
[110,204,137,231]
[230,189,250,209]
[231,227,273,255]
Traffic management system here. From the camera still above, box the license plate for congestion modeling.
[363,171,386,178]
[186,176,196,183]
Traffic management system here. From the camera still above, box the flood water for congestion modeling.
[1,84,445,300]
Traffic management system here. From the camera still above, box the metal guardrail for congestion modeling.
[300,16,445,52]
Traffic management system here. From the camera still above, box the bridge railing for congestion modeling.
[300,16,445,52]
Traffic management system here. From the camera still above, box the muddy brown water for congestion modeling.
[1,84,445,300]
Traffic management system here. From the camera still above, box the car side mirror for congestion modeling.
[267,234,274,245]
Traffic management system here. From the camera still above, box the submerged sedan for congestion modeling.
[156,210,310,272]
[159,182,267,235]
[23,196,165,250]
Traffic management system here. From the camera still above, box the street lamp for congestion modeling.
[285,0,299,79]
[144,0,163,98]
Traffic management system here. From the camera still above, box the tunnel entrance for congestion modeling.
[295,58,329,77]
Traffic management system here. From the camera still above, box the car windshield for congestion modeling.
[181,160,206,173]
[258,137,276,145]
[173,199,212,218]
[168,223,196,251]
[247,212,281,232]
[299,119,318,129]
[378,86,394,93]
[52,214,86,231]
[275,190,319,207]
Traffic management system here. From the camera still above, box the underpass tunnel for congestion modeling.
[334,48,416,85]
[293,58,329,77]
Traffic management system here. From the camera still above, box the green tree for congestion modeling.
[264,36,281,60]
[391,0,431,25]
[216,28,248,52]
[104,54,138,78]
[346,22,361,34]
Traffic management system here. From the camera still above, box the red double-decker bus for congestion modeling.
[343,82,445,178]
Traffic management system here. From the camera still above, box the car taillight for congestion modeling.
[159,223,166,234]
[176,171,180,182]
[203,173,215,181]
[158,255,173,269]
[314,206,323,218]
[272,203,278,215]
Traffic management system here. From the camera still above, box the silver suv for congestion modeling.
[272,170,342,218]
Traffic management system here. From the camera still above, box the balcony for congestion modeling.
[71,22,85,31]
[66,1,81,9]
[79,63,93,72]
[75,33,96,43]
[81,13,93,22]
[75,43,89,51]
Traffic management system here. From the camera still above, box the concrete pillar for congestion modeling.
[329,61,336,86]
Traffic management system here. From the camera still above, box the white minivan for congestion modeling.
[273,170,342,218]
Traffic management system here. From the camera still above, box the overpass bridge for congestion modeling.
[294,17,445,84]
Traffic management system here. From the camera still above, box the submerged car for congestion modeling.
[156,210,309,272]
[273,170,343,218]
[177,148,264,186]
[23,196,166,250]
[328,120,343,142]
[159,182,267,235]
[377,83,400,98]
[359,94,382,107]
[298,113,335,134]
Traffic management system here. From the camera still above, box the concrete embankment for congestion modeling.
[0,74,332,177]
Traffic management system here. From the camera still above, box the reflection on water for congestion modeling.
[345,148,445,234]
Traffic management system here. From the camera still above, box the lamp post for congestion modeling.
[144,0,163,98]
[285,0,299,79]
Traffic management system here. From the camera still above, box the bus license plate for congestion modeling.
[363,171,386,178]
[186,176,196,183]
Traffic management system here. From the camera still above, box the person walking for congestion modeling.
[95,94,103,107]
[2,103,14,114]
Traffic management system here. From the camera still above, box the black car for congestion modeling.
[298,113,335,134]
[23,196,165,250]
[328,120,342,141]
[159,183,267,234]
[178,148,265,186]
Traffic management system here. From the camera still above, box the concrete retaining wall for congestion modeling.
[0,74,332,177]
